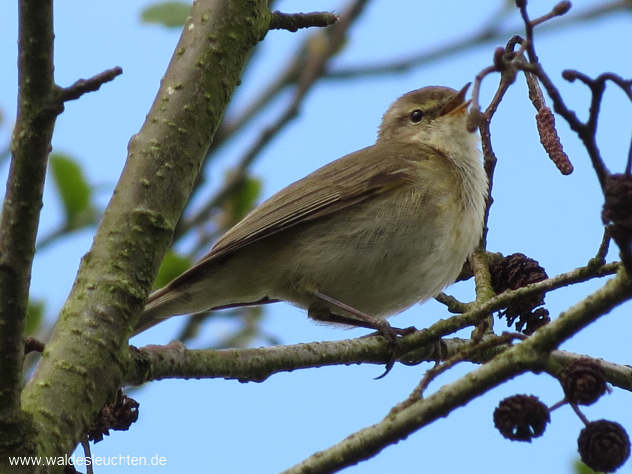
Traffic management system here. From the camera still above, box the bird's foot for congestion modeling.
[309,291,417,379]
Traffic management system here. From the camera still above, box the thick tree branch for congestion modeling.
[20,0,272,459]
[125,261,620,385]
[126,333,632,392]
[542,350,632,393]
[0,0,56,456]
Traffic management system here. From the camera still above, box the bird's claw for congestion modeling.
[372,323,417,380]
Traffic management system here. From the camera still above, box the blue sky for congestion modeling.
[1,1,631,472]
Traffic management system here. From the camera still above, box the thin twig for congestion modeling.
[516,0,538,63]
[626,133,632,176]
[514,63,630,191]
[548,398,567,412]
[477,68,517,244]
[466,64,496,132]
[470,33,537,245]
[434,293,472,314]
[81,437,94,474]
[24,337,45,354]
[471,1,576,243]
[570,402,590,426]
[413,333,521,399]
[269,11,338,32]
[589,228,611,268]
[58,66,123,102]
[531,1,572,27]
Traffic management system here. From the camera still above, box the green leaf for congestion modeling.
[25,300,45,336]
[224,176,262,227]
[573,459,599,474]
[49,153,95,229]
[153,251,192,289]
[141,2,191,27]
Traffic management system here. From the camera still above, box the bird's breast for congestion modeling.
[279,183,482,318]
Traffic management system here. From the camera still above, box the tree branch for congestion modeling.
[284,269,632,473]
[125,261,620,384]
[0,0,56,454]
[435,292,472,313]
[471,54,518,245]
[269,11,338,32]
[20,0,273,459]
[58,66,123,102]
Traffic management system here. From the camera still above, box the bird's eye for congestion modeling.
[409,109,424,123]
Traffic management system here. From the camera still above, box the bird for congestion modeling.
[133,84,488,348]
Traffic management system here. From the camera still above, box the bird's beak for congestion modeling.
[441,82,471,116]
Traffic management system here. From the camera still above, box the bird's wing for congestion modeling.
[205,143,419,261]
[156,142,438,294]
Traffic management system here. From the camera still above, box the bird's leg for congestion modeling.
[307,305,383,330]
[309,290,415,378]
[310,290,397,338]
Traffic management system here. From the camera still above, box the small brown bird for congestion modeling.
[134,84,487,341]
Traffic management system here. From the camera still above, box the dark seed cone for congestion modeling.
[87,390,140,443]
[578,420,630,472]
[489,253,550,334]
[561,359,607,406]
[493,394,550,442]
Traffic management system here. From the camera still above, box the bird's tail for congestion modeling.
[132,286,188,336]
